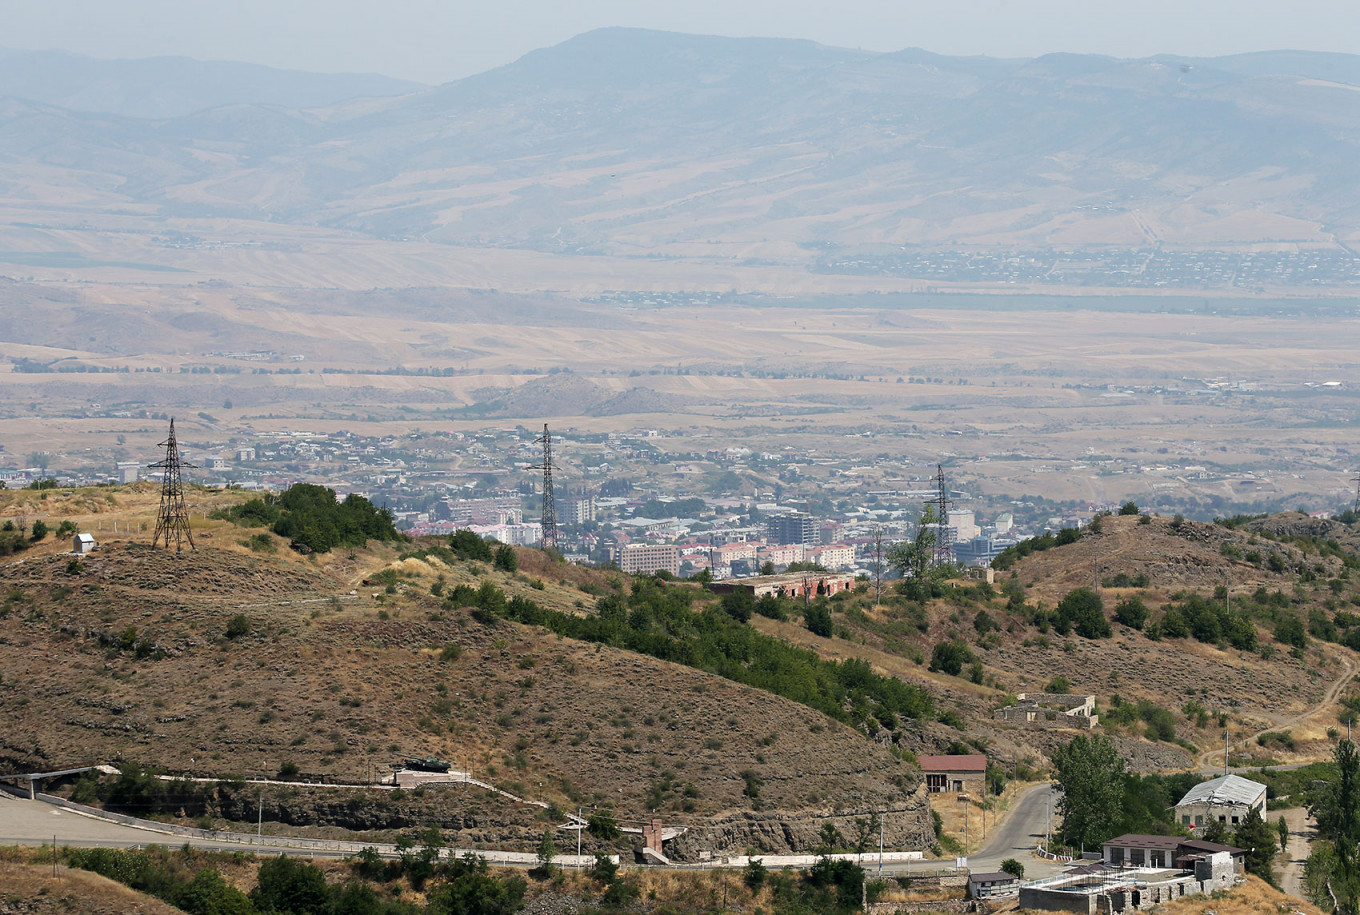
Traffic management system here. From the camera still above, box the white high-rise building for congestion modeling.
[947,509,979,541]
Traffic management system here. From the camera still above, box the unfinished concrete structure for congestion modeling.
[708,571,856,600]
[1019,835,1243,913]
[994,693,1097,729]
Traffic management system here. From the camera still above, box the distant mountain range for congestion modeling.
[0,47,425,118]
[4,30,1360,284]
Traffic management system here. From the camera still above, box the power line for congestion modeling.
[530,424,558,552]
[933,463,952,568]
[149,418,196,552]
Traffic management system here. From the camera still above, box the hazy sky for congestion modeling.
[9,0,1360,85]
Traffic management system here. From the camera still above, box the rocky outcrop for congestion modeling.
[667,785,934,860]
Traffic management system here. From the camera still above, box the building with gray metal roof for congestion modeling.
[1174,775,1266,832]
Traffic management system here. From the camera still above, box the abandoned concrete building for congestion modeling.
[708,571,857,600]
[1173,774,1267,831]
[1018,835,1243,914]
[994,693,1098,729]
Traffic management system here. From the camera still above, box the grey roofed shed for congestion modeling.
[1175,774,1266,809]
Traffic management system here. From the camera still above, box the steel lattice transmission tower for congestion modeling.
[532,424,559,552]
[932,463,953,568]
[150,418,197,552]
[1353,470,1360,514]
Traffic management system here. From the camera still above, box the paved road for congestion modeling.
[966,784,1067,878]
[0,792,351,858]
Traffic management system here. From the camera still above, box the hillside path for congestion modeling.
[1196,652,1354,772]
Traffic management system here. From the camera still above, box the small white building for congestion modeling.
[73,533,97,554]
[1174,774,1267,831]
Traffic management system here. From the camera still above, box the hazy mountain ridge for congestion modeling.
[4,29,1360,269]
[0,46,425,118]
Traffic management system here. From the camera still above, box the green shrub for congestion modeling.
[929,640,975,676]
[1113,595,1148,629]
[1056,588,1110,639]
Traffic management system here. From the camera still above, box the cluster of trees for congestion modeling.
[1053,734,1277,882]
[463,575,935,735]
[219,484,402,554]
[1147,591,1256,650]
[991,527,1082,570]
[634,496,706,519]
[1306,740,1360,914]
[64,844,529,915]
[448,530,517,572]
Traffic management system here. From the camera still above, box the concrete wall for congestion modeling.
[1019,887,1098,914]
[868,900,989,914]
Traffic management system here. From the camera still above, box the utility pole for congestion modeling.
[257,790,263,837]
[577,807,582,864]
[878,811,884,874]
[872,524,885,604]
[1046,784,1052,853]
[1224,729,1229,777]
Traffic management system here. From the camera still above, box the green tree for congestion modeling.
[492,544,518,572]
[1000,858,1025,879]
[1202,817,1231,845]
[805,603,833,637]
[426,854,525,915]
[1053,733,1127,850]
[535,827,557,875]
[29,519,48,542]
[587,811,620,840]
[1233,807,1278,885]
[744,857,768,891]
[889,505,949,601]
[1278,816,1290,853]
[1310,738,1360,915]
[589,852,618,884]
[1118,502,1140,516]
[929,640,975,676]
[1276,615,1308,649]
[721,588,754,622]
[449,529,493,561]
[1113,596,1148,629]
[249,855,330,915]
[1056,587,1111,639]
[759,560,776,576]
[174,868,255,915]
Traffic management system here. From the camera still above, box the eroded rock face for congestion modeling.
[208,780,935,860]
[667,785,934,859]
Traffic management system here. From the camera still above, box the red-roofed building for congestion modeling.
[918,754,987,795]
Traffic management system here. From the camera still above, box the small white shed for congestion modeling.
[73,532,97,554]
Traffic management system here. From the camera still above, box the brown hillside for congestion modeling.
[0,862,184,915]
[1013,514,1326,606]
[0,495,931,857]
